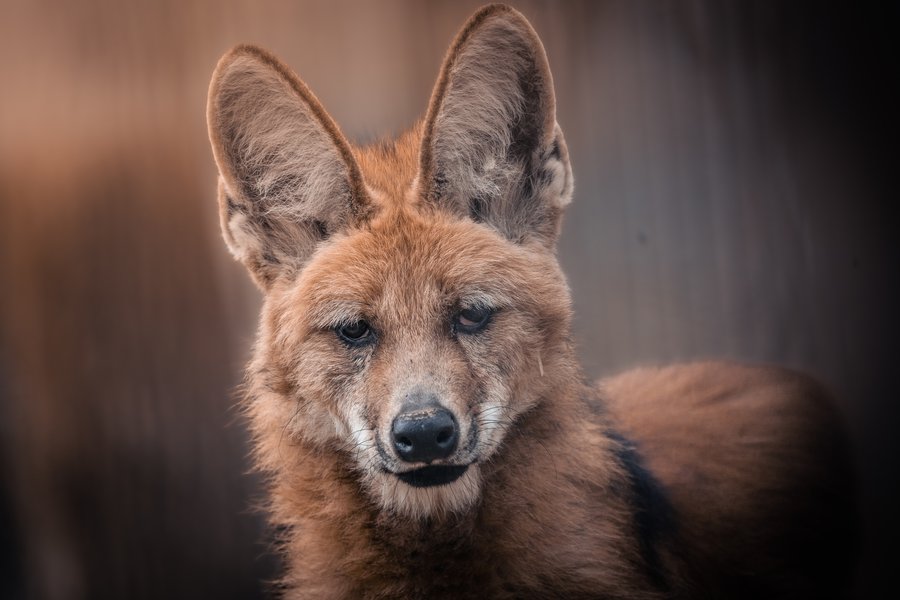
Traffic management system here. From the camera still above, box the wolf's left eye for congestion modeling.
[454,307,493,334]
[336,320,373,345]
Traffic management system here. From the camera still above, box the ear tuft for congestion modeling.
[207,45,369,288]
[419,5,573,246]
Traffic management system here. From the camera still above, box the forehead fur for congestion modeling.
[274,205,569,333]
[353,125,423,206]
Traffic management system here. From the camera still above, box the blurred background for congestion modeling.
[1,1,897,598]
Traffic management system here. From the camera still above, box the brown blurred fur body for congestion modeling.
[264,360,853,599]
[206,5,856,598]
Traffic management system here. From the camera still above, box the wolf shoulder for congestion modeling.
[598,360,849,461]
[595,361,857,598]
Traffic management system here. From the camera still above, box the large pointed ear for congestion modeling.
[418,4,573,247]
[207,45,370,289]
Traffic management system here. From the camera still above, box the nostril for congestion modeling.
[436,427,453,447]
[396,436,413,452]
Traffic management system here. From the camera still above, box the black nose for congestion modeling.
[391,408,459,463]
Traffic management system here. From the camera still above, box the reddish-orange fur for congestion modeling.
[207,5,856,598]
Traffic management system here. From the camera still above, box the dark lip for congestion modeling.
[395,464,469,488]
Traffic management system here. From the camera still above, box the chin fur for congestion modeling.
[365,464,483,519]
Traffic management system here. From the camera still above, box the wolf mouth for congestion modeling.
[395,464,469,488]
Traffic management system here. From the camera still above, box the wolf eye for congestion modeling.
[336,320,373,345]
[454,306,493,334]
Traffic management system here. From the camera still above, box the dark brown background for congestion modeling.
[1,1,896,598]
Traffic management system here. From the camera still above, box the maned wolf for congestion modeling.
[206,4,856,598]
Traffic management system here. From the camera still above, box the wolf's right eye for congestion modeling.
[454,306,493,334]
[336,320,373,345]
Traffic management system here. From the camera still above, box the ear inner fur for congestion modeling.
[420,4,557,184]
[207,44,371,288]
[417,4,572,246]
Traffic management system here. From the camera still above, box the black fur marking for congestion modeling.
[225,195,241,216]
[468,195,488,223]
[430,170,449,204]
[537,164,557,189]
[312,220,329,238]
[548,139,561,161]
[606,429,677,592]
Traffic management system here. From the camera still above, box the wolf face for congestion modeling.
[207,6,575,518]
[259,210,574,516]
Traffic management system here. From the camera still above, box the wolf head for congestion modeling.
[208,5,575,518]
